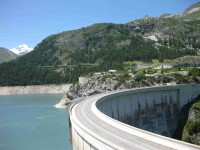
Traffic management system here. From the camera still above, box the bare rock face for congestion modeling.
[55,74,119,109]
[55,68,200,109]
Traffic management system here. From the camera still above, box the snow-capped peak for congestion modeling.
[10,44,33,56]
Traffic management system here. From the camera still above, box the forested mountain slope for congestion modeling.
[0,2,199,86]
[0,47,17,64]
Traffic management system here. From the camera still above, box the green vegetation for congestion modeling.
[188,67,200,77]
[134,71,146,81]
[116,72,131,84]
[0,3,199,86]
[0,61,67,86]
[192,102,200,110]
[101,74,112,82]
[182,99,200,145]
[185,121,200,135]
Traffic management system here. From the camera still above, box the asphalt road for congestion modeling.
[70,92,200,150]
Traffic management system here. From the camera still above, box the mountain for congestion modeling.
[0,47,17,64]
[10,44,33,56]
[0,2,199,86]
[127,2,200,49]
[183,2,200,17]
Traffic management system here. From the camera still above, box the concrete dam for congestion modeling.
[69,84,200,150]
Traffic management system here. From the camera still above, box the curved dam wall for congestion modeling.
[96,84,200,137]
[70,84,200,150]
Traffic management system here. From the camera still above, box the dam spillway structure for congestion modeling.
[69,84,200,150]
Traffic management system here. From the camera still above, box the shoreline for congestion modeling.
[0,84,71,95]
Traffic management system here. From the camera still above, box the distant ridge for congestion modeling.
[184,2,200,15]
[0,47,17,64]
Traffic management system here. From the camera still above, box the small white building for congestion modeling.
[79,76,89,85]
[108,70,117,73]
[154,64,172,70]
[94,72,102,76]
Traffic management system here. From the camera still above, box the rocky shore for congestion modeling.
[54,94,72,108]
[55,72,180,108]
[55,68,200,109]
[0,84,70,95]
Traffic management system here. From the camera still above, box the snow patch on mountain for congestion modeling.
[187,7,200,14]
[10,44,33,56]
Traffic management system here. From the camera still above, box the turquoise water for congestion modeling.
[0,94,72,150]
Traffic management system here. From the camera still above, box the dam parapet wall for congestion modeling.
[70,84,200,150]
[96,84,200,137]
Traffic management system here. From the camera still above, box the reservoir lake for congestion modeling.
[0,94,72,150]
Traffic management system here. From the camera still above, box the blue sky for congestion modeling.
[0,0,199,49]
